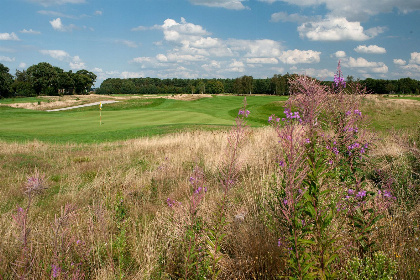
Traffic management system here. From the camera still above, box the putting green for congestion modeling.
[0,95,287,143]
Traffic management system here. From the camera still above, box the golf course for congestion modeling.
[0,91,419,279]
[0,94,287,143]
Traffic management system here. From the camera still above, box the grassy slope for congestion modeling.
[0,95,286,143]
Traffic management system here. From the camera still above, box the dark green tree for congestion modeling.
[26,62,58,95]
[0,63,14,98]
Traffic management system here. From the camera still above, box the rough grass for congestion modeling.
[362,95,420,131]
[0,124,419,279]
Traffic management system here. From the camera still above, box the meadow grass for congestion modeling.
[0,92,419,279]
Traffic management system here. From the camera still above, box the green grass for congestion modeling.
[0,95,287,143]
[0,96,45,104]
[362,96,420,131]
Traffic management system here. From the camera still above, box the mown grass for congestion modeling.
[0,95,287,143]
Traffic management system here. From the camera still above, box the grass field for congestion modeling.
[0,95,286,143]
[0,92,419,279]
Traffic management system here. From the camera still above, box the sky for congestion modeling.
[1,0,420,86]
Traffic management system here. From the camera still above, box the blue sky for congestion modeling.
[1,0,420,86]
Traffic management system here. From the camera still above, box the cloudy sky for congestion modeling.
[1,0,420,85]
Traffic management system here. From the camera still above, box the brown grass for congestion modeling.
[0,125,419,279]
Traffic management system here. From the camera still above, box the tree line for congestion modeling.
[0,62,96,98]
[97,75,420,95]
[1,61,419,98]
[96,74,293,95]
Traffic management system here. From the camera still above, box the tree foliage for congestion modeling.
[0,62,96,97]
[0,63,14,98]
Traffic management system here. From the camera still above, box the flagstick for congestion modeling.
[100,110,102,125]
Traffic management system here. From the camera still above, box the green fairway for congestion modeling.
[0,95,287,143]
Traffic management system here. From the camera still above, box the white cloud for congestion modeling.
[38,10,76,18]
[156,54,168,62]
[189,0,249,10]
[94,10,102,16]
[70,56,85,69]
[116,40,138,48]
[0,56,15,62]
[297,17,380,41]
[27,0,85,6]
[40,49,87,69]
[270,12,320,23]
[226,59,245,72]
[0,32,19,41]
[121,71,144,79]
[40,49,71,60]
[401,64,420,72]
[162,17,209,43]
[259,0,420,21]
[393,59,406,66]
[344,57,388,73]
[20,29,41,34]
[301,68,335,79]
[334,51,346,58]
[19,62,27,68]
[131,57,152,63]
[279,49,321,64]
[202,60,221,71]
[354,45,386,54]
[229,39,283,58]
[246,57,278,64]
[50,18,77,32]
[409,52,420,64]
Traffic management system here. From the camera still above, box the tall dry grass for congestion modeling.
[0,118,419,278]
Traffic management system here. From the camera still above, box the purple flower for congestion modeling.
[356,190,367,198]
[268,116,273,122]
[348,189,355,195]
[354,109,362,116]
[283,199,288,206]
[278,160,285,167]
[51,264,60,278]
[332,147,339,155]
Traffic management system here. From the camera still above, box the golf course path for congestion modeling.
[46,100,118,112]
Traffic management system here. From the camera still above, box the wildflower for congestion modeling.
[51,264,60,278]
[278,160,285,167]
[356,190,367,198]
[354,109,362,116]
[283,199,288,206]
[348,189,355,195]
[268,115,273,122]
[332,147,339,155]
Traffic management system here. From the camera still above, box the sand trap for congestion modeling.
[46,100,118,112]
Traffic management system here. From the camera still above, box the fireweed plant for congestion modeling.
[266,63,396,279]
[12,170,46,280]
[165,99,250,279]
